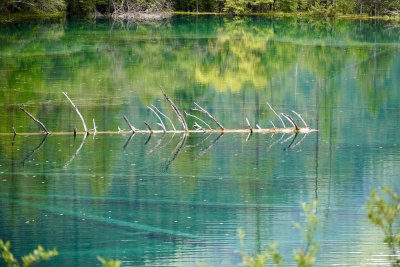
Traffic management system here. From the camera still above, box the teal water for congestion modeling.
[0,16,400,266]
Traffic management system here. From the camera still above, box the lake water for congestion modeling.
[0,16,400,266]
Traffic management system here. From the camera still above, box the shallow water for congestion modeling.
[0,16,400,266]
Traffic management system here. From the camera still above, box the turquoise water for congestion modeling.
[0,16,400,266]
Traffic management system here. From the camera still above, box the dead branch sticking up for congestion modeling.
[162,91,188,131]
[193,102,224,130]
[63,92,88,135]
[19,105,49,134]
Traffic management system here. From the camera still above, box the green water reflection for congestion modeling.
[0,16,400,266]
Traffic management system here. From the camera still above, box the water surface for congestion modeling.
[0,16,400,266]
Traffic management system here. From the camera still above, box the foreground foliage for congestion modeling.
[4,187,400,266]
[239,201,319,267]
[367,186,400,264]
[0,240,58,267]
[0,240,121,267]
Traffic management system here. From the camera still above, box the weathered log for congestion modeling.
[3,92,317,137]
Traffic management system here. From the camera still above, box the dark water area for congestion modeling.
[0,16,400,266]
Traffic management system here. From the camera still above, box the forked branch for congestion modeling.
[193,102,224,130]
[150,104,176,131]
[184,111,212,130]
[147,105,166,132]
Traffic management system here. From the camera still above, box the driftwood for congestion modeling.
[7,92,317,137]
[11,92,317,169]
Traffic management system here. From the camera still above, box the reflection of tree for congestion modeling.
[195,18,274,92]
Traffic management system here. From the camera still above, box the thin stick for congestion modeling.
[147,105,166,132]
[92,119,97,136]
[162,91,188,131]
[266,102,285,128]
[291,110,308,128]
[63,92,88,134]
[269,120,276,129]
[150,104,176,131]
[193,122,205,131]
[281,113,299,131]
[19,105,49,134]
[245,117,253,134]
[123,115,137,133]
[193,102,224,130]
[184,111,212,130]
[144,121,153,134]
[12,125,16,136]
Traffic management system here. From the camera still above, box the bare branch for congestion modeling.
[162,91,188,131]
[245,117,253,134]
[291,110,308,128]
[63,92,88,134]
[19,105,49,134]
[150,104,176,131]
[266,102,285,128]
[281,113,299,131]
[193,102,224,130]
[123,115,137,133]
[184,111,212,130]
[147,105,166,132]
[12,125,17,136]
[92,118,97,136]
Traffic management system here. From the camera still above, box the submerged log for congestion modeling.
[3,92,317,137]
